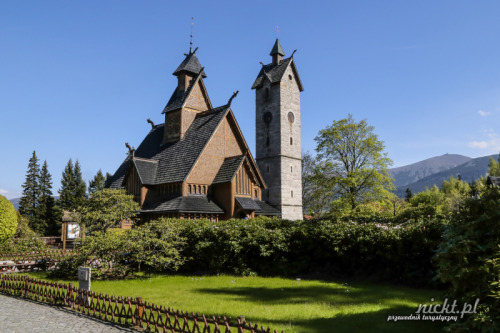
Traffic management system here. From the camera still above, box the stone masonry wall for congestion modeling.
[255,61,303,220]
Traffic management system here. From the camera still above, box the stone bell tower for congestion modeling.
[252,38,304,220]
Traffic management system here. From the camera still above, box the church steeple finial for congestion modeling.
[190,17,194,53]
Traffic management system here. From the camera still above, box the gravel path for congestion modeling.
[0,294,139,333]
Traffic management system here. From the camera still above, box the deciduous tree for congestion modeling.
[81,189,139,233]
[0,195,17,244]
[313,114,394,212]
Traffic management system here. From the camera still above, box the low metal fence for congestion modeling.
[0,275,282,333]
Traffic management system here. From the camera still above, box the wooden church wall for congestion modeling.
[187,116,243,185]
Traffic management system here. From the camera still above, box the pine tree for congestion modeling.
[59,159,75,211]
[73,160,87,206]
[88,169,106,195]
[18,151,41,229]
[405,188,413,202]
[59,159,87,212]
[38,161,61,236]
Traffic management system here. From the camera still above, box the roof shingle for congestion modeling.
[173,52,207,78]
[254,200,280,216]
[235,196,261,210]
[212,155,245,184]
[106,106,229,186]
[141,195,224,214]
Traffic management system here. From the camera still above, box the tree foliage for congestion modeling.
[0,195,17,244]
[38,161,61,235]
[302,151,335,215]
[81,189,139,234]
[18,151,40,224]
[434,187,500,331]
[18,152,59,235]
[487,154,500,177]
[53,220,184,279]
[88,169,107,195]
[59,159,87,211]
[313,114,394,212]
[0,212,47,253]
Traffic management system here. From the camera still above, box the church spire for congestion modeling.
[189,17,194,53]
[270,38,285,65]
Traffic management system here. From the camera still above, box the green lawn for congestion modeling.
[27,273,446,333]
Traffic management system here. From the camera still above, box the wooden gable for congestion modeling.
[125,165,141,200]
[184,79,211,112]
[186,111,244,185]
[186,108,264,189]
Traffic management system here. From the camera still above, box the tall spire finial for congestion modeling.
[275,26,280,38]
[190,17,194,53]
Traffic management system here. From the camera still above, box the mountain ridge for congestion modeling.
[392,154,498,197]
[389,154,472,189]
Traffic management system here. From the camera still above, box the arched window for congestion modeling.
[188,185,192,194]
[265,88,270,100]
[290,137,293,145]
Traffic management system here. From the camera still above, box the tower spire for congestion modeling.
[190,17,194,53]
[270,37,285,65]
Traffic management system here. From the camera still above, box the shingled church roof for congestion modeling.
[141,195,224,214]
[162,69,211,114]
[106,105,230,188]
[212,155,246,184]
[173,50,207,78]
[251,57,304,91]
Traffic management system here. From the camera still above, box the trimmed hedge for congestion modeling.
[172,217,444,287]
[54,217,444,287]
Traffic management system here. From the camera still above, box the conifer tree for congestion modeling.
[88,169,106,195]
[59,159,87,212]
[18,151,41,227]
[38,161,61,236]
[73,160,87,206]
[405,188,413,202]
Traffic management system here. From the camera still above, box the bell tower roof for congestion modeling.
[173,48,207,78]
[269,38,285,56]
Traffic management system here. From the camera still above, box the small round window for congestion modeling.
[288,74,293,80]
[287,112,295,123]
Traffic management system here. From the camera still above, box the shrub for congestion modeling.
[0,195,17,244]
[434,188,500,331]
[53,220,185,279]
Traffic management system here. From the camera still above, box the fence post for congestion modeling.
[23,276,29,298]
[68,282,74,307]
[238,316,246,333]
[135,297,143,328]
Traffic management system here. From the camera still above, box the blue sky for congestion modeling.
[1,1,500,200]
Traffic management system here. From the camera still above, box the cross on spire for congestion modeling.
[190,17,194,53]
[275,26,280,38]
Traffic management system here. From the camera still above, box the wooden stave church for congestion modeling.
[105,46,284,221]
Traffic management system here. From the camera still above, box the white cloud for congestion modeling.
[0,189,8,195]
[478,110,491,117]
[468,133,500,150]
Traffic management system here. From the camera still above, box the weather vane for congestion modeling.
[275,26,280,38]
[190,17,194,53]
